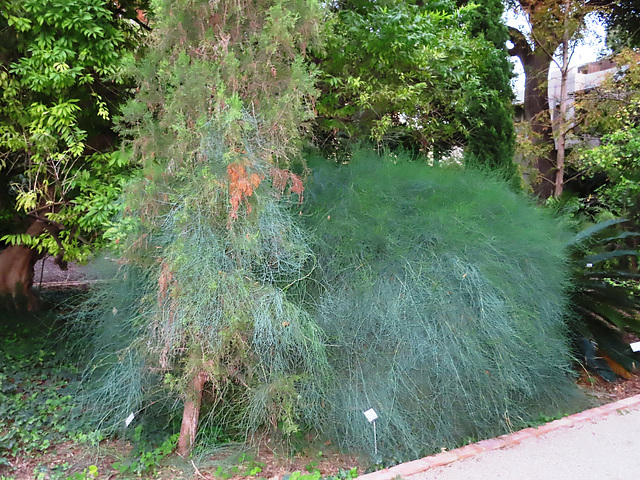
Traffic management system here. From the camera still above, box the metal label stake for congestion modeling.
[363,408,379,456]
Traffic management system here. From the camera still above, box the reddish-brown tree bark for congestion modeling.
[0,221,46,310]
[0,215,68,310]
[177,370,208,457]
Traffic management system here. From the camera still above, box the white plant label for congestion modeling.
[363,408,378,423]
[630,341,640,353]
[125,412,135,427]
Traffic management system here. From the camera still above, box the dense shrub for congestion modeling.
[302,149,584,460]
[71,148,585,460]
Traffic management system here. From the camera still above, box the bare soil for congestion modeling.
[3,438,363,480]
[578,371,640,403]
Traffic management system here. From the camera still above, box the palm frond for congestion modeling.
[568,219,640,381]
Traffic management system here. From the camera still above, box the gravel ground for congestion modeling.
[33,256,95,285]
[408,406,640,480]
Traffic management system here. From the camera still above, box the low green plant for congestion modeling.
[0,325,78,464]
[302,450,324,475]
[213,453,266,479]
[112,433,179,475]
[522,412,569,429]
[0,300,107,476]
[289,471,321,480]
[66,465,98,480]
[567,218,640,380]
[326,468,358,480]
[287,467,358,480]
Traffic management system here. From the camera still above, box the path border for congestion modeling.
[357,393,640,480]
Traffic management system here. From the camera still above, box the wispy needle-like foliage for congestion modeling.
[302,149,584,460]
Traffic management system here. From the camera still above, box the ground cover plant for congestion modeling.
[0,293,101,478]
[299,148,587,461]
[0,295,360,478]
[0,314,78,467]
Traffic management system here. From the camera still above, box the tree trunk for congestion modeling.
[177,370,208,457]
[554,0,571,198]
[512,42,558,199]
[0,221,46,311]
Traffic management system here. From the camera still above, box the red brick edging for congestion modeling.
[357,393,640,480]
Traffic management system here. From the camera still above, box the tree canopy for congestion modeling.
[315,0,516,177]
[604,0,640,51]
[507,0,606,198]
[577,50,640,226]
[0,0,148,264]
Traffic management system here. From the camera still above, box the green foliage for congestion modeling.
[112,434,178,475]
[210,454,357,480]
[0,331,76,464]
[603,0,640,51]
[457,0,517,179]
[579,126,640,224]
[315,0,516,177]
[576,50,640,227]
[0,306,91,471]
[66,465,98,480]
[301,148,583,460]
[73,0,328,451]
[0,0,144,261]
[212,453,266,478]
[566,219,640,378]
[286,470,357,480]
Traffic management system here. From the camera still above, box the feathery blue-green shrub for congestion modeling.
[302,148,583,460]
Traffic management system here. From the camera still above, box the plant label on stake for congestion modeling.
[631,341,640,353]
[363,408,379,456]
[363,408,378,423]
[125,412,135,427]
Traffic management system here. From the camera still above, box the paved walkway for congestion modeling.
[359,394,640,480]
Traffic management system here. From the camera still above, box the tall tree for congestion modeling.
[457,0,517,178]
[77,0,328,456]
[0,0,148,307]
[315,0,517,178]
[507,0,606,198]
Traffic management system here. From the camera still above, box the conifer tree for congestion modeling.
[81,0,328,455]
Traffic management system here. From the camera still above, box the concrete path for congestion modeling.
[359,394,640,480]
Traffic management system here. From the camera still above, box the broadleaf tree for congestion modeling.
[507,0,607,198]
[314,0,517,179]
[603,0,640,51]
[0,0,148,307]
[577,50,640,230]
